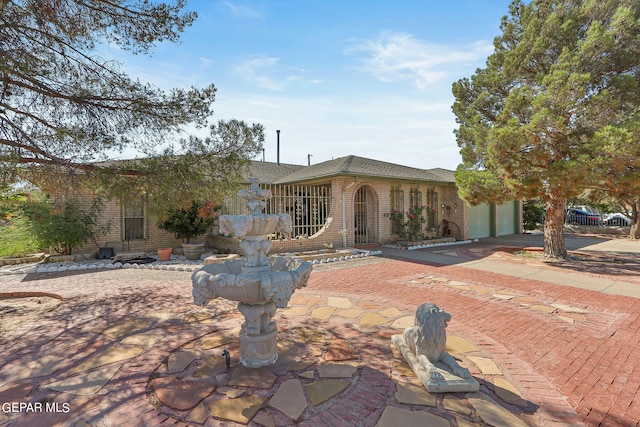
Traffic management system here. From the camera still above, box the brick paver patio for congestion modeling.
[0,242,639,426]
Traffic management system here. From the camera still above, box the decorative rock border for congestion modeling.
[0,250,384,275]
[309,250,383,265]
[405,239,475,251]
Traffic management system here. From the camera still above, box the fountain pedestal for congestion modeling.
[191,180,312,368]
[239,328,278,368]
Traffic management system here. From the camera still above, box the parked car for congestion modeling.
[603,213,631,226]
[571,205,600,215]
[565,209,602,225]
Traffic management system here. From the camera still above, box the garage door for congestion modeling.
[497,202,517,236]
[468,203,492,238]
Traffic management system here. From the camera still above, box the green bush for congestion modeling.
[157,200,218,243]
[0,215,41,258]
[21,196,111,255]
[0,187,42,258]
[523,200,544,230]
[389,206,427,241]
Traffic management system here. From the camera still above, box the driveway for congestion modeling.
[1,236,639,426]
[475,233,640,254]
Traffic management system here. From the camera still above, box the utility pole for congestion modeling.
[276,130,280,165]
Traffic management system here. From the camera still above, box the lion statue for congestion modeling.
[402,302,471,381]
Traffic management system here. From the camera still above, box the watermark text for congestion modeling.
[2,401,70,413]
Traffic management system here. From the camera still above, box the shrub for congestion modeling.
[523,200,544,231]
[157,200,218,243]
[21,196,112,255]
[389,206,427,241]
[0,187,41,258]
[0,214,41,258]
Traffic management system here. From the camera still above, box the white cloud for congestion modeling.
[348,32,493,90]
[235,55,306,91]
[220,1,263,20]
[235,56,283,90]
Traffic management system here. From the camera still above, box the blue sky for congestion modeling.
[113,0,513,170]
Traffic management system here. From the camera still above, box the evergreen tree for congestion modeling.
[452,0,640,257]
[1,1,262,207]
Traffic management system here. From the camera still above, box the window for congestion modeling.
[409,187,422,208]
[390,186,404,234]
[390,186,404,212]
[123,199,145,240]
[425,188,438,229]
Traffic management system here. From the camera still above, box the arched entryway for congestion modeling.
[354,185,378,245]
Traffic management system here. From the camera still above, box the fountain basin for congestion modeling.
[219,214,292,238]
[191,179,312,368]
[192,256,312,307]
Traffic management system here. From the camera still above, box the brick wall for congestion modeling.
[207,178,469,254]
[69,176,469,256]
[439,185,467,240]
[73,192,194,255]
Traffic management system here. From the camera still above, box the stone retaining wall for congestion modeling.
[0,253,45,267]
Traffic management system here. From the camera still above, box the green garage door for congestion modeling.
[497,202,517,236]
[468,203,492,238]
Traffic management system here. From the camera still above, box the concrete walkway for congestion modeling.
[380,236,640,298]
[0,236,639,426]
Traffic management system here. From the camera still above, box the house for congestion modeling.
[74,155,522,256]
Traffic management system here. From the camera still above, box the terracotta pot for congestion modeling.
[157,247,172,261]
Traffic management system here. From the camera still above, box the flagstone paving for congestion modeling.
[0,282,545,427]
[394,380,437,406]
[267,378,307,420]
[2,246,639,426]
[376,405,449,427]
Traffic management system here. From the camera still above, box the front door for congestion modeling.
[354,185,378,244]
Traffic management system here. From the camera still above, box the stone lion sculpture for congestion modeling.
[402,302,471,381]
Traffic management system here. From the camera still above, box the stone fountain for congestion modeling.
[191,180,312,368]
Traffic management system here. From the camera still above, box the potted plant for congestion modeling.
[157,201,218,260]
[157,247,172,261]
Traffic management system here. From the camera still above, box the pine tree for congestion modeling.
[453,0,640,257]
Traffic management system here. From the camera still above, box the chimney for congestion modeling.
[276,130,280,165]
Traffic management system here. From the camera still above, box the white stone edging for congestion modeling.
[406,239,474,251]
[1,250,385,275]
[310,250,382,265]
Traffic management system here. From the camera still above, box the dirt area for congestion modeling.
[0,296,61,334]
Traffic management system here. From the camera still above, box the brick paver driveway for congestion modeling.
[1,241,639,426]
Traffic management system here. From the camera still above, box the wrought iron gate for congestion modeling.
[354,185,377,244]
[223,183,331,238]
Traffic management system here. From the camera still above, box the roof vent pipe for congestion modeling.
[276,130,280,165]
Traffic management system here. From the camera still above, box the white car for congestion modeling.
[603,213,631,226]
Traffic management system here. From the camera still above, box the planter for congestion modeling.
[157,247,172,261]
[182,242,205,260]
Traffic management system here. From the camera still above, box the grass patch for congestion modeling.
[0,217,41,258]
[512,250,539,259]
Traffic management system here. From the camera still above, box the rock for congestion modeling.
[151,376,215,411]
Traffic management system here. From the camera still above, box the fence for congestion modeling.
[221,183,332,238]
